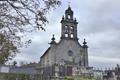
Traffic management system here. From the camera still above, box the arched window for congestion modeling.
[70,26,74,34]
[65,25,68,29]
[68,15,71,19]
[65,33,68,37]
[65,25,68,33]
[71,34,74,38]
[70,26,73,29]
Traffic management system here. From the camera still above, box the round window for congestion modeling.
[68,50,73,56]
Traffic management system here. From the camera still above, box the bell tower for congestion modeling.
[61,6,78,40]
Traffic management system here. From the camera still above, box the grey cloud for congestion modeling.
[76,0,120,61]
[89,56,120,68]
[86,31,120,58]
[13,0,120,68]
[76,0,120,35]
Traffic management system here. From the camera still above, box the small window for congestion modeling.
[68,15,71,19]
[70,26,73,29]
[71,34,74,38]
[79,60,81,66]
[65,29,68,33]
[65,25,68,29]
[70,26,74,33]
[65,25,68,33]
[68,50,73,56]
[65,34,68,37]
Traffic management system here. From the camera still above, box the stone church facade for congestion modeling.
[39,6,93,79]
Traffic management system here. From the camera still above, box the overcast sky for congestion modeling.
[13,0,120,69]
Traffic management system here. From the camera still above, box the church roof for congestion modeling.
[41,47,51,58]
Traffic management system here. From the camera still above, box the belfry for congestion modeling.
[61,6,78,40]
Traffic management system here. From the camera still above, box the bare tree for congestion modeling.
[0,0,61,64]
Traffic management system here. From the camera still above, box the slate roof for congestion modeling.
[10,67,37,74]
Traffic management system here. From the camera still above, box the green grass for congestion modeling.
[0,73,30,80]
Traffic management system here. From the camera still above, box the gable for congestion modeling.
[41,47,51,59]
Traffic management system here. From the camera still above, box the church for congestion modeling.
[0,5,120,80]
[39,6,93,79]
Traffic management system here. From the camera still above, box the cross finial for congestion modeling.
[53,34,54,37]
[83,38,87,45]
[52,34,55,41]
[68,2,71,7]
